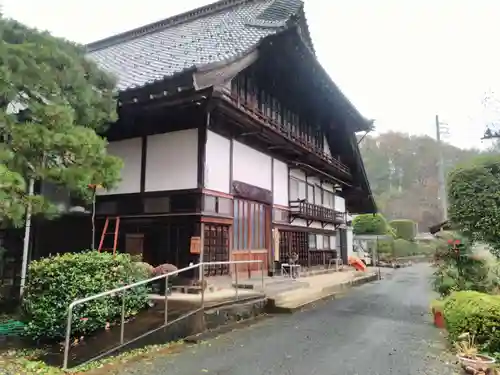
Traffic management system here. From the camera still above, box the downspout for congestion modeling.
[20,177,35,297]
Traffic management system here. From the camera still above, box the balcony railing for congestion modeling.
[289,200,345,224]
[222,92,351,176]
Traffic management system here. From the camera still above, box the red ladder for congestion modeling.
[98,216,121,256]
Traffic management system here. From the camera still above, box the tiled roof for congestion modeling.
[87,0,306,91]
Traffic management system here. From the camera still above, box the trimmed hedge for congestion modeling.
[353,214,391,235]
[22,251,151,340]
[444,291,500,353]
[390,219,416,241]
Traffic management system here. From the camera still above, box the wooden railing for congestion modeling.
[289,200,345,223]
[222,92,351,176]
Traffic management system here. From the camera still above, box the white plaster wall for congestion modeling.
[272,159,288,206]
[232,141,271,190]
[205,131,230,193]
[291,218,307,227]
[98,138,142,195]
[145,129,198,192]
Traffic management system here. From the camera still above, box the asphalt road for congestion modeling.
[118,264,456,375]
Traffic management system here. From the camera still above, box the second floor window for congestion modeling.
[307,184,314,203]
[323,191,334,209]
[290,177,305,201]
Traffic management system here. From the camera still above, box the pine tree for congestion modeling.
[0,16,122,226]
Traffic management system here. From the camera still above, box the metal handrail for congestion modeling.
[63,259,264,370]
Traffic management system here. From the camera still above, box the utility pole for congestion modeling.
[435,115,448,221]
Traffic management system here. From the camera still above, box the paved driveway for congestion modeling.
[118,264,456,375]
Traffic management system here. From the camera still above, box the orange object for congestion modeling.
[348,256,367,272]
[433,309,445,329]
[98,216,121,255]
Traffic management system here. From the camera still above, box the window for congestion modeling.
[316,234,324,250]
[323,191,334,209]
[143,197,170,213]
[329,235,336,250]
[203,195,217,212]
[315,185,322,205]
[290,178,299,201]
[323,235,330,250]
[273,208,289,223]
[290,177,306,201]
[233,199,268,250]
[202,195,233,215]
[307,184,315,203]
[218,197,232,215]
[308,233,316,249]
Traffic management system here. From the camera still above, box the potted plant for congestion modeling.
[455,333,496,372]
[430,299,445,329]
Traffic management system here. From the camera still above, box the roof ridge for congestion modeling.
[86,0,259,52]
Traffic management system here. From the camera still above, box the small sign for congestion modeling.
[190,236,201,255]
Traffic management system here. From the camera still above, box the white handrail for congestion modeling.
[62,259,265,370]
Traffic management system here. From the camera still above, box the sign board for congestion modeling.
[190,236,201,255]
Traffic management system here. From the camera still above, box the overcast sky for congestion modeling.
[3,0,500,149]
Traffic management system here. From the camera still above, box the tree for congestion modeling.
[0,17,122,226]
[447,154,500,257]
[359,131,482,229]
[482,91,500,139]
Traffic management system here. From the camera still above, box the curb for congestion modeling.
[266,273,379,314]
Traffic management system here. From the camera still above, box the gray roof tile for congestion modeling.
[87,0,305,91]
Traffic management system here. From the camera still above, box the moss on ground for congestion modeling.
[0,340,186,375]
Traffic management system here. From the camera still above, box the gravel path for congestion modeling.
[118,264,456,375]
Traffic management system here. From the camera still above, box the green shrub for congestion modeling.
[444,291,500,353]
[393,239,418,257]
[416,243,435,255]
[353,214,392,235]
[377,239,394,254]
[448,154,500,257]
[389,219,416,241]
[431,233,500,296]
[22,251,151,341]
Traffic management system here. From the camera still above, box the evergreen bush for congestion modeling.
[353,213,392,235]
[389,219,416,241]
[444,291,500,353]
[22,251,151,340]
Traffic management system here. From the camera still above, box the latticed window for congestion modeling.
[233,199,268,250]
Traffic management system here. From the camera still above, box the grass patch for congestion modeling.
[0,340,186,375]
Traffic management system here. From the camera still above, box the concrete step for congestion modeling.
[268,273,379,313]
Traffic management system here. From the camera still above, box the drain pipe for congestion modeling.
[20,177,35,297]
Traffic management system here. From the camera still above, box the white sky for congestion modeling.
[3,0,500,149]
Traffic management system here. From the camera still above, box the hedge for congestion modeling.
[353,214,391,235]
[22,251,152,340]
[444,291,500,353]
[389,219,416,241]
